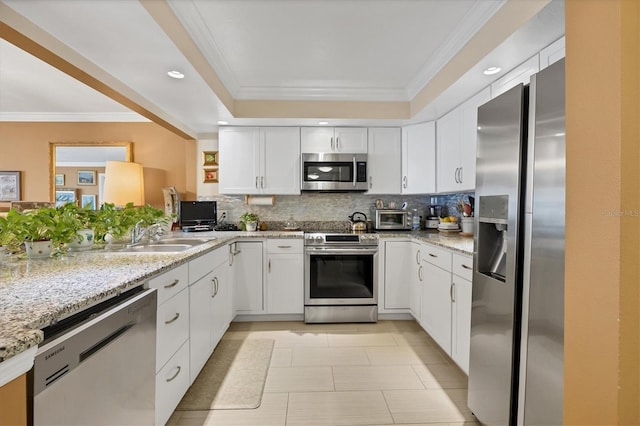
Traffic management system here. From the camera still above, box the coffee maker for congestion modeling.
[425,198,441,229]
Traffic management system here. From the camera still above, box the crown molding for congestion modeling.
[0,112,149,122]
[235,86,408,102]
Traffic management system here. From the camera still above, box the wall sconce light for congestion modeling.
[102,161,145,206]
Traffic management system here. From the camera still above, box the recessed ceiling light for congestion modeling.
[167,70,185,79]
[318,121,329,125]
[217,120,228,125]
[483,67,501,76]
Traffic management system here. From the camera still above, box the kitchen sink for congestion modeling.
[112,237,216,253]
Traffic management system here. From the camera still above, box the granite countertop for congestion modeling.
[0,228,471,369]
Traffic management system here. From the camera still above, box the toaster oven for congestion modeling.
[374,209,411,230]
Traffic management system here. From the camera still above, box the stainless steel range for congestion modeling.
[304,231,379,323]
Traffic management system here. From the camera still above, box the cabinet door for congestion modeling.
[335,127,368,153]
[267,253,304,314]
[401,121,436,194]
[420,261,452,354]
[189,272,214,381]
[156,288,190,373]
[383,241,411,309]
[301,127,334,152]
[219,127,261,194]
[262,127,301,194]
[233,241,264,313]
[451,276,472,374]
[368,128,401,194]
[436,108,461,193]
[211,261,229,347]
[156,341,190,426]
[459,87,491,191]
[409,243,422,321]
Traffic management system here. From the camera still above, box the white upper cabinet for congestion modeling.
[301,127,368,153]
[219,127,300,195]
[539,37,565,70]
[437,87,491,193]
[401,121,436,194]
[491,55,540,99]
[367,127,402,194]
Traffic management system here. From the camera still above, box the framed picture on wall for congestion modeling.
[203,168,218,183]
[55,189,76,207]
[202,151,218,166]
[77,170,96,185]
[81,194,97,210]
[55,174,65,186]
[0,171,21,201]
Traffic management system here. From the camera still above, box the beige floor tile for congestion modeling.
[225,329,329,348]
[383,389,476,424]
[366,345,449,366]
[327,331,398,347]
[392,330,437,347]
[412,363,468,389]
[286,390,393,425]
[333,365,425,391]
[270,347,293,367]
[264,366,334,392]
[175,393,289,426]
[292,346,370,366]
[165,410,182,425]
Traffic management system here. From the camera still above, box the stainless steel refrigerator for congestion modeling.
[467,58,565,426]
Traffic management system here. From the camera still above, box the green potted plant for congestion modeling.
[11,207,76,258]
[94,203,168,246]
[239,212,259,232]
[57,203,96,251]
[0,214,22,262]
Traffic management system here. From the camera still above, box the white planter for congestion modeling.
[25,240,53,258]
[245,221,257,232]
[461,217,474,235]
[69,229,95,251]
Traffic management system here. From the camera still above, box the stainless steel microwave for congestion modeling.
[301,153,368,191]
[374,209,411,230]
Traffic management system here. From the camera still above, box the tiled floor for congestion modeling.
[168,320,480,426]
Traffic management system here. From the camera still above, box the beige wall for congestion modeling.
[565,1,640,424]
[0,122,196,208]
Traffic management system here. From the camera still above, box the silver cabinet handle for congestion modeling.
[212,277,219,297]
[415,250,421,265]
[255,176,259,189]
[418,265,423,282]
[459,167,463,183]
[461,264,472,270]
[261,176,264,188]
[336,137,340,150]
[164,279,179,289]
[331,137,334,151]
[166,366,181,382]
[268,259,271,273]
[402,176,407,189]
[277,245,291,249]
[165,312,180,325]
[428,253,438,258]
[369,177,372,189]
[450,282,456,302]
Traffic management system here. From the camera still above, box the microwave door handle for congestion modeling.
[353,156,356,186]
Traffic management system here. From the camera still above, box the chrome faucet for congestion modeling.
[131,220,162,245]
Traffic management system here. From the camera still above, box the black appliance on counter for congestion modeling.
[179,201,217,232]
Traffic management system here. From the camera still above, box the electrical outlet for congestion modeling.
[218,210,228,222]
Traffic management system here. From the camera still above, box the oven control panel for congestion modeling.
[304,233,379,246]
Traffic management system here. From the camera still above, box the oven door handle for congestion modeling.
[305,247,378,255]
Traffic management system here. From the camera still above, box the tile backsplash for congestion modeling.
[198,192,474,224]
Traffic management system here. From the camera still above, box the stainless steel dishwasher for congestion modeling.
[29,287,157,425]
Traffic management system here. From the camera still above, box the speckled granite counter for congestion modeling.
[0,228,471,382]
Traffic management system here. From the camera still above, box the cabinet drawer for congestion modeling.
[156,288,189,372]
[267,239,303,253]
[148,264,188,305]
[420,243,452,271]
[155,340,190,426]
[189,247,227,284]
[452,253,473,281]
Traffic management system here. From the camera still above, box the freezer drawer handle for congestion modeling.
[166,366,182,382]
[164,279,180,289]
[164,313,180,325]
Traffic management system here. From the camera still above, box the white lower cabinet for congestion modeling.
[420,253,453,353]
[233,241,264,314]
[155,340,190,426]
[148,264,190,426]
[266,239,304,314]
[383,241,411,310]
[409,242,422,322]
[451,253,473,374]
[189,247,230,382]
